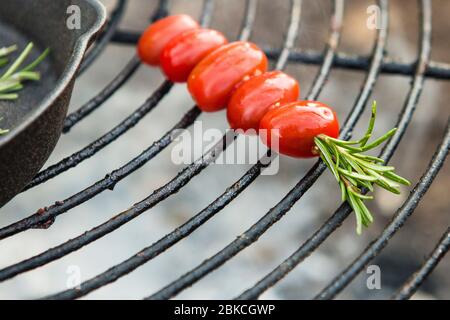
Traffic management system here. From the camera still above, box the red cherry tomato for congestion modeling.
[259,100,339,158]
[227,71,299,132]
[188,41,268,112]
[137,15,199,66]
[160,29,228,83]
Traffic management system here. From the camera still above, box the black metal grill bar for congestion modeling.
[35,0,302,300]
[265,49,450,81]
[0,0,257,285]
[314,0,432,299]
[145,0,388,300]
[17,80,173,189]
[392,227,450,300]
[78,0,127,75]
[24,58,173,189]
[316,120,449,300]
[111,32,450,81]
[63,56,141,133]
[236,0,431,300]
[63,0,172,133]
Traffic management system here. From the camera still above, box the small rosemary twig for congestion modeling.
[0,43,50,98]
[0,43,49,135]
[314,101,411,234]
[0,45,17,58]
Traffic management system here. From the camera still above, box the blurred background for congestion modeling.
[0,0,449,299]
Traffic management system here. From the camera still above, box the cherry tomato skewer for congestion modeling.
[136,15,410,234]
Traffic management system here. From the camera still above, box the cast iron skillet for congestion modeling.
[0,0,106,207]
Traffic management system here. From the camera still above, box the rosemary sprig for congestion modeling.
[0,43,49,134]
[0,43,50,100]
[314,101,411,234]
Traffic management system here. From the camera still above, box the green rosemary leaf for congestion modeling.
[367,168,400,187]
[22,48,50,72]
[348,193,369,227]
[376,180,401,194]
[1,43,34,80]
[11,71,41,81]
[318,134,360,145]
[0,79,21,92]
[339,180,347,202]
[358,100,377,146]
[0,58,8,68]
[337,167,378,181]
[343,153,366,175]
[352,152,385,163]
[315,137,340,181]
[0,45,17,58]
[382,170,411,186]
[346,175,359,187]
[370,170,401,194]
[354,157,395,172]
[361,128,397,152]
[341,162,361,186]
[356,196,374,225]
[341,156,374,192]
[331,143,340,168]
[3,83,24,93]
[336,144,363,153]
[347,192,363,235]
[355,178,373,192]
[0,42,49,102]
[0,93,18,100]
[350,190,374,200]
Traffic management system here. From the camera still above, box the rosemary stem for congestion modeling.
[0,42,49,135]
[1,43,34,80]
[0,45,17,58]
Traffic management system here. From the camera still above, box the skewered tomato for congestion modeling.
[188,41,268,112]
[259,100,339,158]
[138,15,199,66]
[160,29,228,83]
[227,71,299,132]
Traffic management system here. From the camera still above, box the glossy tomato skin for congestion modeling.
[160,29,228,83]
[259,101,339,158]
[227,71,299,132]
[188,41,268,112]
[137,15,199,66]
